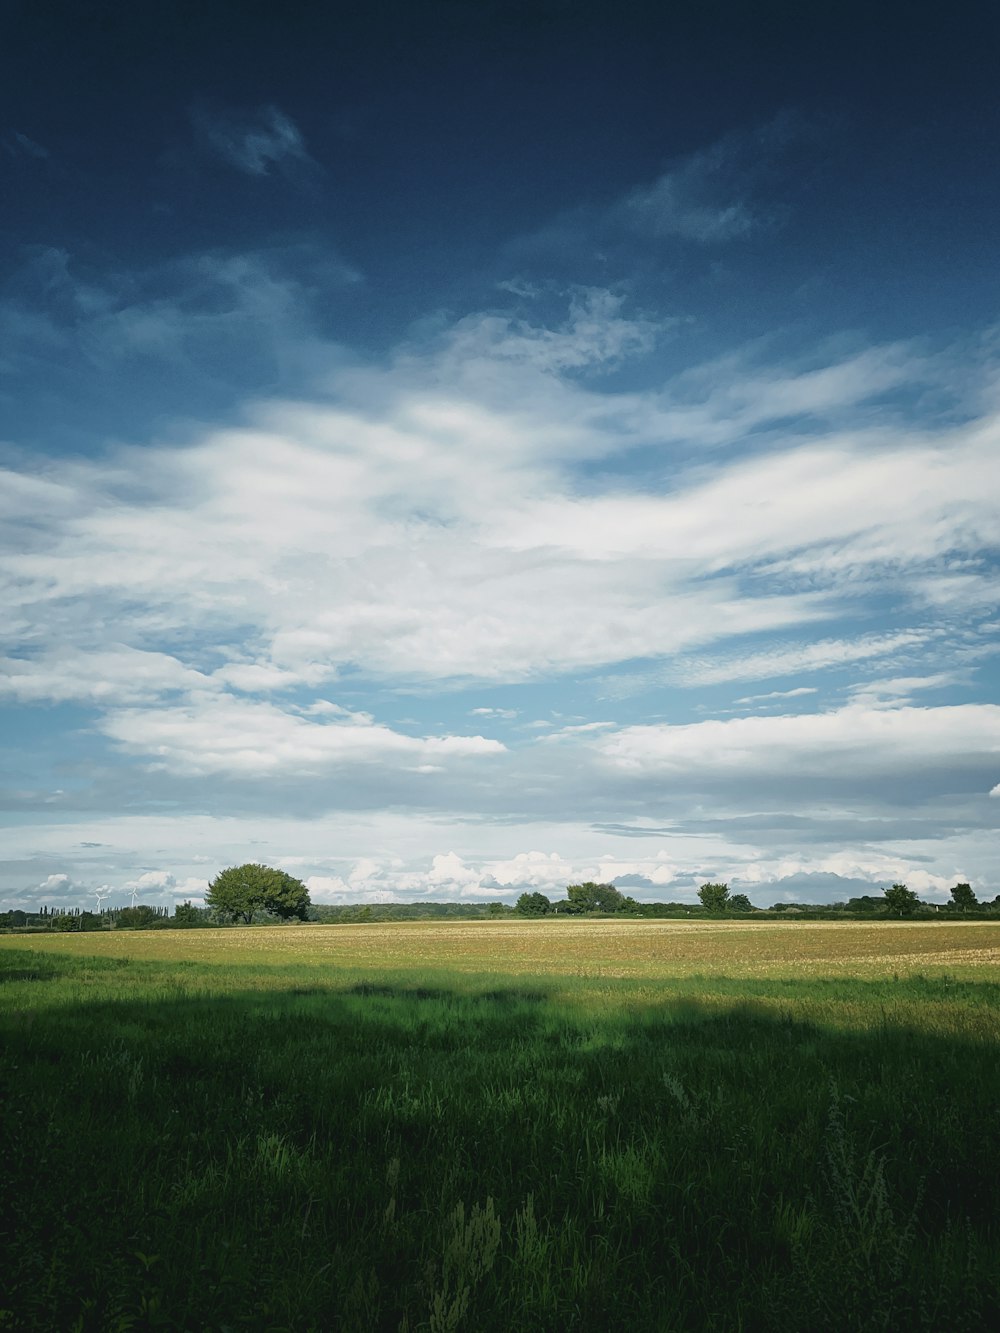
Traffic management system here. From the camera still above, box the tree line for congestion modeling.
[514,879,993,918]
[1,866,996,932]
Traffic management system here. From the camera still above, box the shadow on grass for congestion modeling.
[1,950,999,1331]
[346,980,550,1006]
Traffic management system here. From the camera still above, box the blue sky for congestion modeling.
[2,1,999,910]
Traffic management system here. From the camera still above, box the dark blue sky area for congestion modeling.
[4,2,999,327]
[4,1,999,455]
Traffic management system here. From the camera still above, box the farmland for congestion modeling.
[2,920,999,1330]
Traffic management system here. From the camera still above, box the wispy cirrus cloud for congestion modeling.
[615,147,758,243]
[192,103,315,177]
[3,295,997,712]
[735,687,818,705]
[510,115,809,264]
[439,287,665,375]
[3,129,50,160]
[615,114,808,243]
[0,243,359,395]
[0,242,361,450]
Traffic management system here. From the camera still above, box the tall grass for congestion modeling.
[1,924,999,1330]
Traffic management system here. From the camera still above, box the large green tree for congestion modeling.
[883,882,920,916]
[515,891,551,916]
[949,882,978,912]
[563,882,625,914]
[207,864,310,924]
[697,882,730,912]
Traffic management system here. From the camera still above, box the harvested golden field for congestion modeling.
[4,917,998,980]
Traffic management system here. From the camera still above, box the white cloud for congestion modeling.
[101,693,504,778]
[442,288,663,374]
[485,850,576,890]
[672,632,936,689]
[735,687,818,704]
[846,673,962,710]
[3,799,998,912]
[491,419,998,578]
[0,647,212,705]
[213,661,332,693]
[2,305,998,789]
[595,703,1000,780]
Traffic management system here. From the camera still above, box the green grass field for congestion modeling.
[2,919,999,1331]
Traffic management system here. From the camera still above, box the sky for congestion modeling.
[2,0,999,912]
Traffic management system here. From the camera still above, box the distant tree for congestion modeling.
[883,882,920,916]
[697,882,730,912]
[515,891,551,916]
[486,901,508,918]
[173,901,202,927]
[207,863,310,924]
[563,882,624,914]
[949,882,978,913]
[116,904,159,929]
[728,893,753,912]
[592,883,626,913]
[563,883,596,914]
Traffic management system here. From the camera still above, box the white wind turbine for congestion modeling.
[95,888,110,915]
[129,887,139,908]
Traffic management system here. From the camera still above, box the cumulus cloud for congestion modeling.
[3,792,997,911]
[4,872,99,909]
[309,849,578,901]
